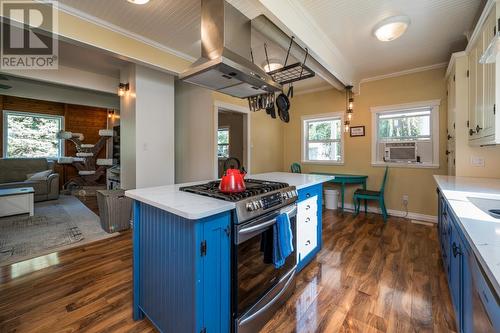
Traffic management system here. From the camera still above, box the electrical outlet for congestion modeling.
[402,195,409,205]
[470,156,485,167]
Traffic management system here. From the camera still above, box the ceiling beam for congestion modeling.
[253,0,356,89]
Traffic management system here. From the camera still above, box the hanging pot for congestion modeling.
[265,93,276,118]
[276,86,292,123]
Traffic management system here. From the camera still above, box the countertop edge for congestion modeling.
[125,192,236,220]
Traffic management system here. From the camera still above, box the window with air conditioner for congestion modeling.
[371,100,440,168]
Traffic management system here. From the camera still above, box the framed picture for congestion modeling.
[350,126,365,137]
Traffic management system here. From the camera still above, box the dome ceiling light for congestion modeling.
[127,0,150,5]
[263,61,283,73]
[373,16,411,42]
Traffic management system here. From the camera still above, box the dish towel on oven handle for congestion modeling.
[273,212,294,268]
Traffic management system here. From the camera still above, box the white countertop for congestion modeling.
[434,175,500,296]
[248,172,335,190]
[126,172,334,220]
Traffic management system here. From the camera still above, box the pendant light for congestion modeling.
[345,85,354,133]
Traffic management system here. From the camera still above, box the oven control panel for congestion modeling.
[245,188,298,212]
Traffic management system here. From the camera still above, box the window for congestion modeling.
[3,111,64,159]
[371,100,440,168]
[302,112,344,164]
[217,127,230,158]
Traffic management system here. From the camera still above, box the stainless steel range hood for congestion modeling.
[179,0,282,98]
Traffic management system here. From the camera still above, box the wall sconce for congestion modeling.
[118,83,130,97]
[108,110,114,119]
[344,120,350,133]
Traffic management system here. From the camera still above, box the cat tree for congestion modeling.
[57,129,114,189]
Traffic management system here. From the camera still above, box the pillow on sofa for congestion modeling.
[26,169,52,181]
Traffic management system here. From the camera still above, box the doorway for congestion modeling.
[216,106,249,178]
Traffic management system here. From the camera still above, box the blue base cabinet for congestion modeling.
[296,184,323,272]
[437,190,500,333]
[133,201,231,333]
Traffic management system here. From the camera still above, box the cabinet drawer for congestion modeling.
[298,196,318,215]
[297,223,318,260]
[297,213,317,236]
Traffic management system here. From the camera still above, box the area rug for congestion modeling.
[0,195,117,266]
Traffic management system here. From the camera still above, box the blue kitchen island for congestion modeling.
[125,172,334,333]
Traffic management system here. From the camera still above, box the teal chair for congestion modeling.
[353,167,389,222]
[290,162,302,173]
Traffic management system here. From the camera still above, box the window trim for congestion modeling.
[2,110,65,159]
[217,126,230,159]
[370,100,440,169]
[301,112,345,165]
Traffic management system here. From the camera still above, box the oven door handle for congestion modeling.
[239,267,296,326]
[239,206,297,235]
[239,219,277,235]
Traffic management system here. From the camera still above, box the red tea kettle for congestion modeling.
[219,157,246,193]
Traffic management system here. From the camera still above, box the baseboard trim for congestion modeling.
[327,203,438,224]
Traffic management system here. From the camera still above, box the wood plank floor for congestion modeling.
[0,211,456,333]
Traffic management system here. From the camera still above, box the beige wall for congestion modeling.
[218,112,244,177]
[284,68,448,216]
[121,64,175,189]
[175,83,284,183]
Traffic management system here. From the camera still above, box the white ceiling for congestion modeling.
[294,0,481,79]
[57,0,481,88]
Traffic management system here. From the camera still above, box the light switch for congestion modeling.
[470,156,485,167]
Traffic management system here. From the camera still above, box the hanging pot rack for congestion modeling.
[267,36,315,85]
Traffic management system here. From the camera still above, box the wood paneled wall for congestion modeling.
[0,95,109,186]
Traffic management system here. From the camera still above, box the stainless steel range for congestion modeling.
[180,179,298,332]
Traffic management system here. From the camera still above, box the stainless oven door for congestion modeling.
[234,204,297,333]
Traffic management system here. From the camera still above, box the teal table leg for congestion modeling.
[363,180,367,213]
[341,182,345,212]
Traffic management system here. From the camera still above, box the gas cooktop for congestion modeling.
[179,179,289,202]
[180,178,297,223]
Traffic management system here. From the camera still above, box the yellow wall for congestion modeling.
[249,110,284,174]
[284,68,448,216]
[212,93,284,174]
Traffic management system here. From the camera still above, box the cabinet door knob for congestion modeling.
[447,134,452,140]
[446,150,451,155]
[305,217,311,222]
[306,193,311,198]
[476,125,483,133]
[306,205,310,210]
[305,240,311,245]
[469,128,476,136]
[452,242,462,257]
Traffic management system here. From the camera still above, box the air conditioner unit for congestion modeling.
[384,142,417,162]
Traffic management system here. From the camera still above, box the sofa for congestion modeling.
[0,158,59,202]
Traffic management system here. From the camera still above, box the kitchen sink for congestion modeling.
[490,209,500,219]
[467,197,500,219]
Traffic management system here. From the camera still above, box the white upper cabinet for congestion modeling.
[483,9,497,138]
[468,4,499,146]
